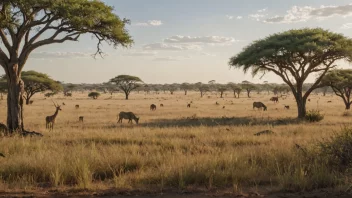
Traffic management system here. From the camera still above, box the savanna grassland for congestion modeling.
[0,91,351,197]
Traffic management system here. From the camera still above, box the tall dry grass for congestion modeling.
[0,91,349,193]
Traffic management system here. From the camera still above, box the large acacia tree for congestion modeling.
[109,75,143,100]
[229,28,352,118]
[0,0,132,132]
[321,69,352,110]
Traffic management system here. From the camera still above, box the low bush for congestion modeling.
[305,110,324,122]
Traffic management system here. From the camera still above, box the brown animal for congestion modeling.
[79,116,84,122]
[187,104,191,108]
[150,104,157,111]
[29,100,34,105]
[46,101,62,130]
[223,106,225,109]
[160,104,164,107]
[216,102,219,105]
[270,97,279,103]
[253,102,267,111]
[308,99,311,102]
[62,102,66,106]
[117,112,139,124]
[75,105,79,109]
[327,101,332,103]
[284,105,290,109]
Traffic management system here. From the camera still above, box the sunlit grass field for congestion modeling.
[0,91,350,195]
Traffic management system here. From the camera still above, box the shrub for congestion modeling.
[305,110,324,122]
[318,128,352,171]
[88,92,100,99]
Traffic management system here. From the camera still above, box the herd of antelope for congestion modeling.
[44,94,297,131]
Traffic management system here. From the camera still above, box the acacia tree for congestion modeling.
[217,84,228,98]
[321,69,352,110]
[21,71,62,105]
[229,28,352,118]
[109,75,143,100]
[227,83,242,98]
[195,82,209,97]
[242,83,256,98]
[180,83,192,95]
[0,0,132,132]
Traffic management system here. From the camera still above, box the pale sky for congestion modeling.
[16,0,352,84]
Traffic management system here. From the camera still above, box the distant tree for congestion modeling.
[242,83,256,98]
[217,84,228,98]
[229,28,352,118]
[166,84,178,95]
[18,71,62,105]
[88,92,101,100]
[180,83,192,95]
[227,83,242,98]
[103,83,119,95]
[44,92,58,98]
[195,82,209,97]
[321,69,352,109]
[109,75,143,100]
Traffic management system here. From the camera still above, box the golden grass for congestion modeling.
[0,91,350,193]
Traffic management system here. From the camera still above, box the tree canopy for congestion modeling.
[0,0,133,69]
[109,75,143,100]
[229,28,352,118]
[88,91,100,99]
[321,69,352,109]
[21,71,62,104]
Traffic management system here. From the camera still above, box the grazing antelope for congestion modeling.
[187,103,191,108]
[160,104,164,107]
[79,116,84,122]
[46,101,62,130]
[75,105,79,109]
[253,102,267,111]
[270,97,279,103]
[284,105,290,109]
[327,101,332,103]
[117,112,139,124]
[62,102,66,106]
[150,104,157,111]
[29,100,34,105]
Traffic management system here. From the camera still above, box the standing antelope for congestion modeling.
[46,101,62,130]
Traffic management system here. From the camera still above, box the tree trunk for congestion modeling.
[220,92,223,98]
[6,65,25,133]
[184,90,187,95]
[247,90,250,98]
[25,97,30,105]
[294,91,306,119]
[201,91,203,97]
[233,91,236,98]
[346,102,351,110]
[124,91,129,100]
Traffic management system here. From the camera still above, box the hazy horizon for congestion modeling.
[7,0,352,84]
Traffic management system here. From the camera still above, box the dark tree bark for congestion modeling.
[6,64,25,132]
